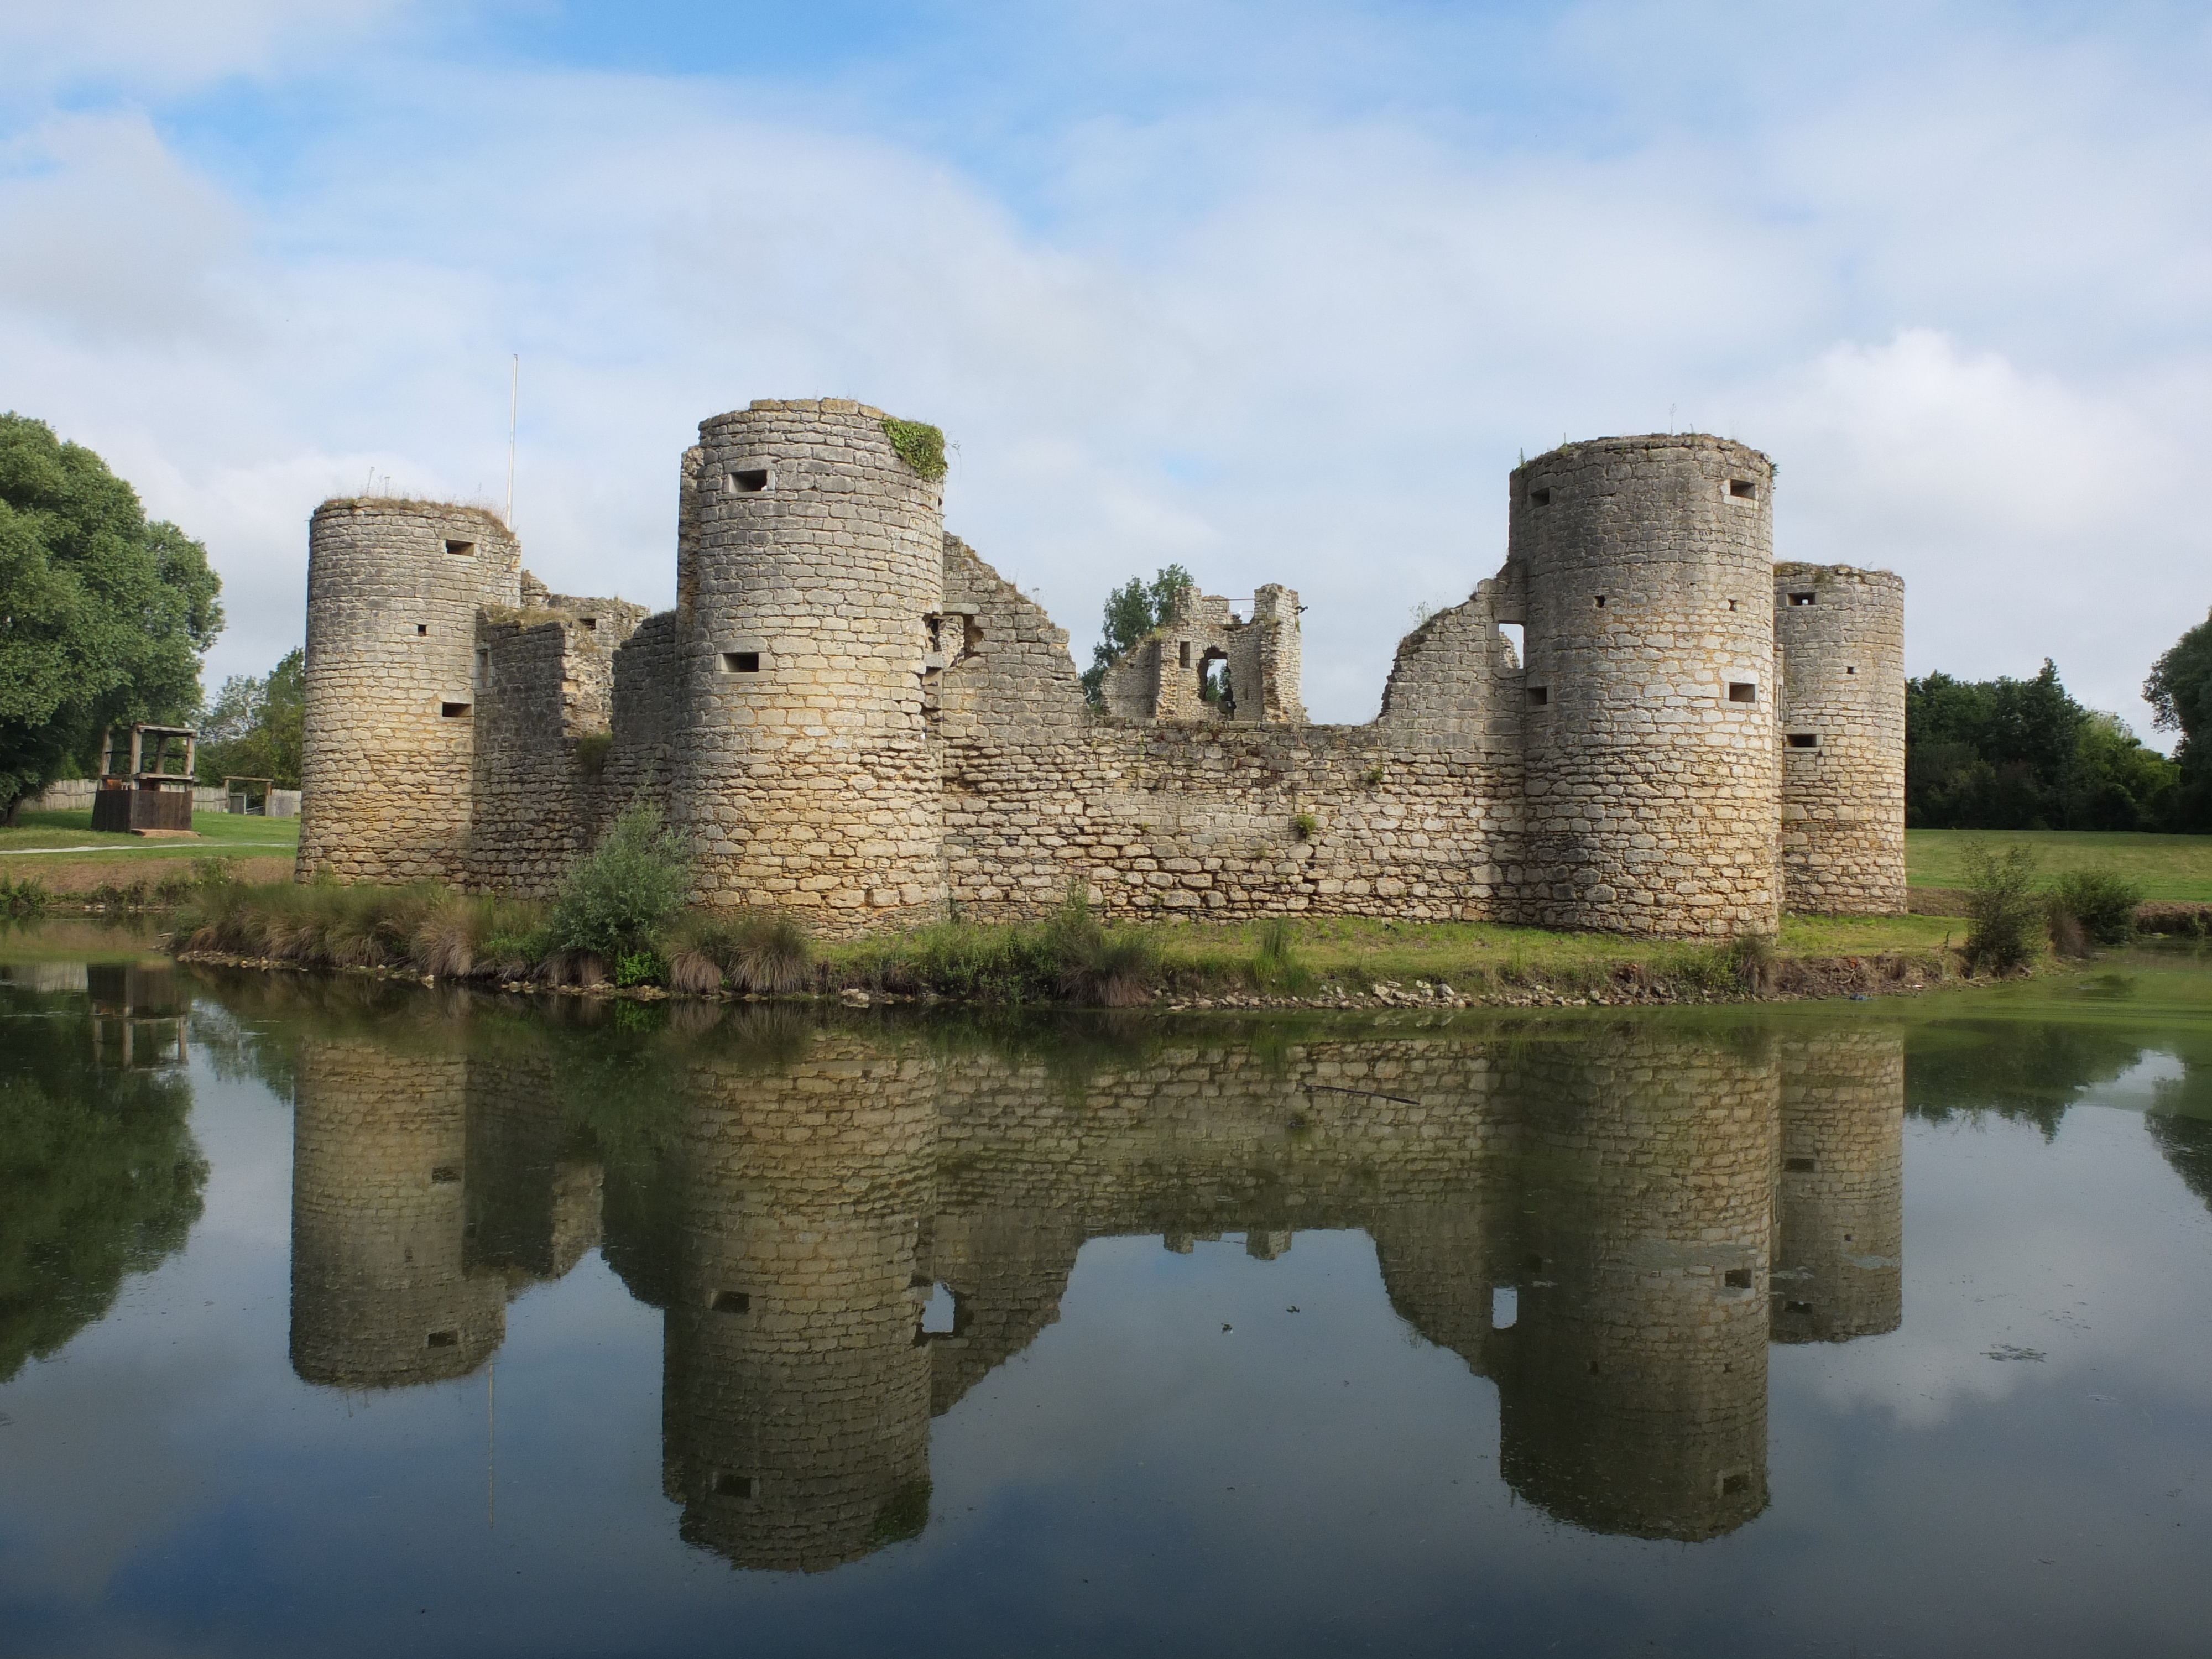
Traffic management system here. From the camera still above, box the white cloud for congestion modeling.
[0,4,2206,730]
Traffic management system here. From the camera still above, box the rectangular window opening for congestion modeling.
[1723,1267,1754,1290]
[426,1329,458,1349]
[1787,733,1819,749]
[1490,1286,1519,1329]
[1727,683,1757,705]
[445,539,476,557]
[711,1471,757,1499]
[440,702,472,719]
[1526,685,1549,707]
[1528,487,1552,507]
[580,616,597,630]
[728,468,769,493]
[430,1165,460,1185]
[1784,1155,1817,1172]
[721,651,761,674]
[1846,665,1856,675]
[1593,594,1606,608]
[416,623,428,636]
[1727,598,1738,611]
[1788,591,1816,606]
[1178,641,1192,669]
[711,1290,750,1314]
[1728,479,1758,500]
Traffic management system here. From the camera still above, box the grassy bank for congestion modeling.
[1908,829,2212,901]
[161,871,1966,1009]
[0,810,298,898]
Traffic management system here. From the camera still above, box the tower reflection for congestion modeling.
[288,1008,1907,1561]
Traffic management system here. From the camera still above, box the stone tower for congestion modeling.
[1773,564,1907,914]
[289,1039,506,1388]
[1772,1027,1904,1344]
[1509,437,1781,937]
[674,400,947,933]
[297,500,521,884]
[661,1035,938,1572]
[1493,1029,1777,1540]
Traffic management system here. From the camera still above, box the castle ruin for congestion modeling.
[298,401,1906,937]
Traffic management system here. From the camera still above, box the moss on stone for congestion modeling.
[881,417,948,482]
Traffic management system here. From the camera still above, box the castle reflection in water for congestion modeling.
[290,1016,1903,1570]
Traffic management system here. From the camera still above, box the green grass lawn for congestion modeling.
[0,808,300,860]
[1131,911,1953,989]
[1906,830,2212,901]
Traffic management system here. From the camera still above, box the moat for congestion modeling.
[4,930,2210,1657]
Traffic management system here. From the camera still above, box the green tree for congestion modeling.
[195,647,305,790]
[2146,610,2212,830]
[0,415,223,822]
[1081,564,1193,705]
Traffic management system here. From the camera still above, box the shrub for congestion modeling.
[1961,844,2043,972]
[549,802,688,961]
[2048,869,2144,946]
[614,950,664,988]
[1291,811,1319,842]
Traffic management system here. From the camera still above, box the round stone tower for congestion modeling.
[1510,436,1780,937]
[298,499,521,885]
[1773,563,1907,914]
[675,399,946,933]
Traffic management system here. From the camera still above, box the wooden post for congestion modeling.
[128,726,143,779]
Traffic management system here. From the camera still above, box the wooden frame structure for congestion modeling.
[92,723,199,834]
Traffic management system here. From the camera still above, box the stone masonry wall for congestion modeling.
[298,500,520,883]
[673,400,947,934]
[1509,437,1782,937]
[295,419,1901,938]
[1775,563,1908,915]
[937,539,1530,922]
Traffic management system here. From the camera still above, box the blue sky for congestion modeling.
[3,0,2208,728]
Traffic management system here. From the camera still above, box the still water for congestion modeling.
[3,938,2211,1657]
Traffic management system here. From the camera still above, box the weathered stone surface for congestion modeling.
[295,416,1904,936]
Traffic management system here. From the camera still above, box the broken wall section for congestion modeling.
[937,539,1527,924]
[465,587,649,896]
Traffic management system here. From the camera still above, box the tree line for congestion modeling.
[1908,637,2212,832]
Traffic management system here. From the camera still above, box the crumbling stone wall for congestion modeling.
[464,594,649,896]
[298,500,520,883]
[295,415,1902,937]
[1775,564,1908,915]
[1100,583,1306,724]
[937,539,1528,922]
